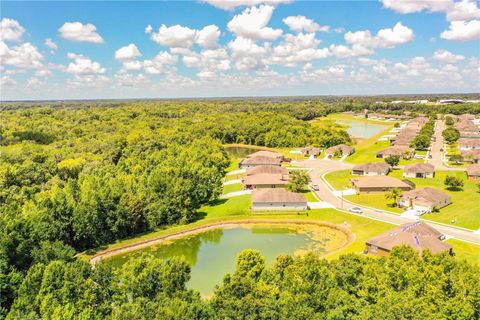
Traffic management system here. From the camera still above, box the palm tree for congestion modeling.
[385,187,403,207]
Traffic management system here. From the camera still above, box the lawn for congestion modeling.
[446,239,480,266]
[301,189,320,202]
[222,183,244,194]
[325,168,480,230]
[224,172,244,182]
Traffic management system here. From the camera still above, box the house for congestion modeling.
[403,163,435,178]
[466,164,480,180]
[459,138,480,151]
[461,150,480,164]
[239,155,282,169]
[352,162,390,176]
[246,150,284,160]
[398,187,451,212]
[251,188,307,211]
[325,144,355,158]
[301,146,321,157]
[365,221,452,256]
[376,146,413,159]
[350,176,414,193]
[243,173,289,189]
[246,165,289,176]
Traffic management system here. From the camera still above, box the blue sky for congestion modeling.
[1,0,479,100]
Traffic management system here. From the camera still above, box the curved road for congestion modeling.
[298,158,480,245]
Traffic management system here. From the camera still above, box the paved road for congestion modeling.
[298,158,480,245]
[427,119,465,171]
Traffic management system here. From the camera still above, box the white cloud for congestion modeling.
[66,53,106,75]
[0,18,25,42]
[145,24,153,34]
[149,24,197,48]
[142,51,178,74]
[380,0,452,14]
[27,77,44,87]
[115,44,141,61]
[447,0,480,21]
[334,27,346,33]
[282,15,327,33]
[227,5,283,41]
[345,22,414,49]
[1,75,17,87]
[0,41,44,69]
[203,0,291,10]
[67,75,110,89]
[195,25,221,49]
[181,48,231,72]
[115,73,150,87]
[329,44,373,58]
[268,32,330,66]
[44,38,58,51]
[58,22,104,43]
[440,20,480,41]
[432,49,465,63]
[228,36,269,70]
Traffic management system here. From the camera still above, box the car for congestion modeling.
[440,148,444,152]
[310,184,320,191]
[348,207,363,214]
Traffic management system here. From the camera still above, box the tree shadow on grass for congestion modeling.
[446,187,463,192]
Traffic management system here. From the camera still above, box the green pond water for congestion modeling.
[224,146,263,158]
[338,120,388,138]
[108,224,347,296]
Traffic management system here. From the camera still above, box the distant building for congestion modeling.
[403,163,435,178]
[352,162,390,176]
[251,188,307,211]
[246,150,284,160]
[466,164,480,180]
[300,146,321,157]
[325,144,355,158]
[350,176,414,193]
[365,222,452,256]
[437,99,465,105]
[243,173,289,189]
[398,187,451,212]
[376,146,413,159]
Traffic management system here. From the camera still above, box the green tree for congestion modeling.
[445,116,455,126]
[449,154,464,164]
[444,175,464,190]
[384,155,400,167]
[411,134,430,150]
[287,170,309,192]
[442,127,460,144]
[384,187,403,206]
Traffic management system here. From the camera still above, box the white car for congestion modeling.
[348,207,363,214]
[310,184,320,191]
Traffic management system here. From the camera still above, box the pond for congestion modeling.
[338,120,388,138]
[224,146,264,158]
[107,224,348,296]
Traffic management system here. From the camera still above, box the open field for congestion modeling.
[325,169,480,230]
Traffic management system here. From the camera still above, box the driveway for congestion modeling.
[296,158,480,245]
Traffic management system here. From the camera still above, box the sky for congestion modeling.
[1,0,479,100]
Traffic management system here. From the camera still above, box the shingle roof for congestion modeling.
[301,146,321,156]
[353,162,390,173]
[351,176,412,189]
[244,173,289,185]
[240,155,282,166]
[404,163,435,174]
[252,188,307,203]
[366,221,451,254]
[326,144,354,155]
[400,187,451,205]
[377,146,412,157]
[246,165,289,176]
[466,164,480,176]
[246,150,283,159]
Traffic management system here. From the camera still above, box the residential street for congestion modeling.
[298,158,480,245]
[427,119,465,171]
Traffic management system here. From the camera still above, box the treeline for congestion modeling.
[411,117,435,150]
[5,247,480,319]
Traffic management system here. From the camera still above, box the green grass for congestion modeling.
[222,183,244,194]
[301,189,319,202]
[345,194,404,213]
[224,173,244,182]
[446,239,480,266]
[324,169,352,190]
[226,157,240,172]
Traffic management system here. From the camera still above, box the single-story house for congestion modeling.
[325,144,355,158]
[459,138,480,151]
[243,173,289,189]
[403,163,435,178]
[398,187,451,212]
[246,165,289,176]
[301,146,321,157]
[466,164,480,180]
[352,162,390,176]
[365,221,452,256]
[461,150,480,164]
[251,188,307,211]
[351,176,414,193]
[239,155,282,169]
[246,150,284,160]
[376,146,413,159]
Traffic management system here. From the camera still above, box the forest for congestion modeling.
[1,99,479,318]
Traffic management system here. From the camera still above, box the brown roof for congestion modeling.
[246,150,283,159]
[461,150,480,159]
[301,146,321,156]
[459,139,480,147]
[404,163,435,174]
[377,146,412,157]
[244,173,289,186]
[351,176,413,189]
[240,155,282,166]
[401,187,451,206]
[252,188,307,203]
[366,222,451,254]
[246,165,289,176]
[466,164,480,176]
[353,162,390,173]
[326,144,354,155]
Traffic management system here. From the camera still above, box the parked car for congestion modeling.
[310,184,320,191]
[348,207,363,214]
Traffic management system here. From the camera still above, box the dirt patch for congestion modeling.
[89,219,355,265]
